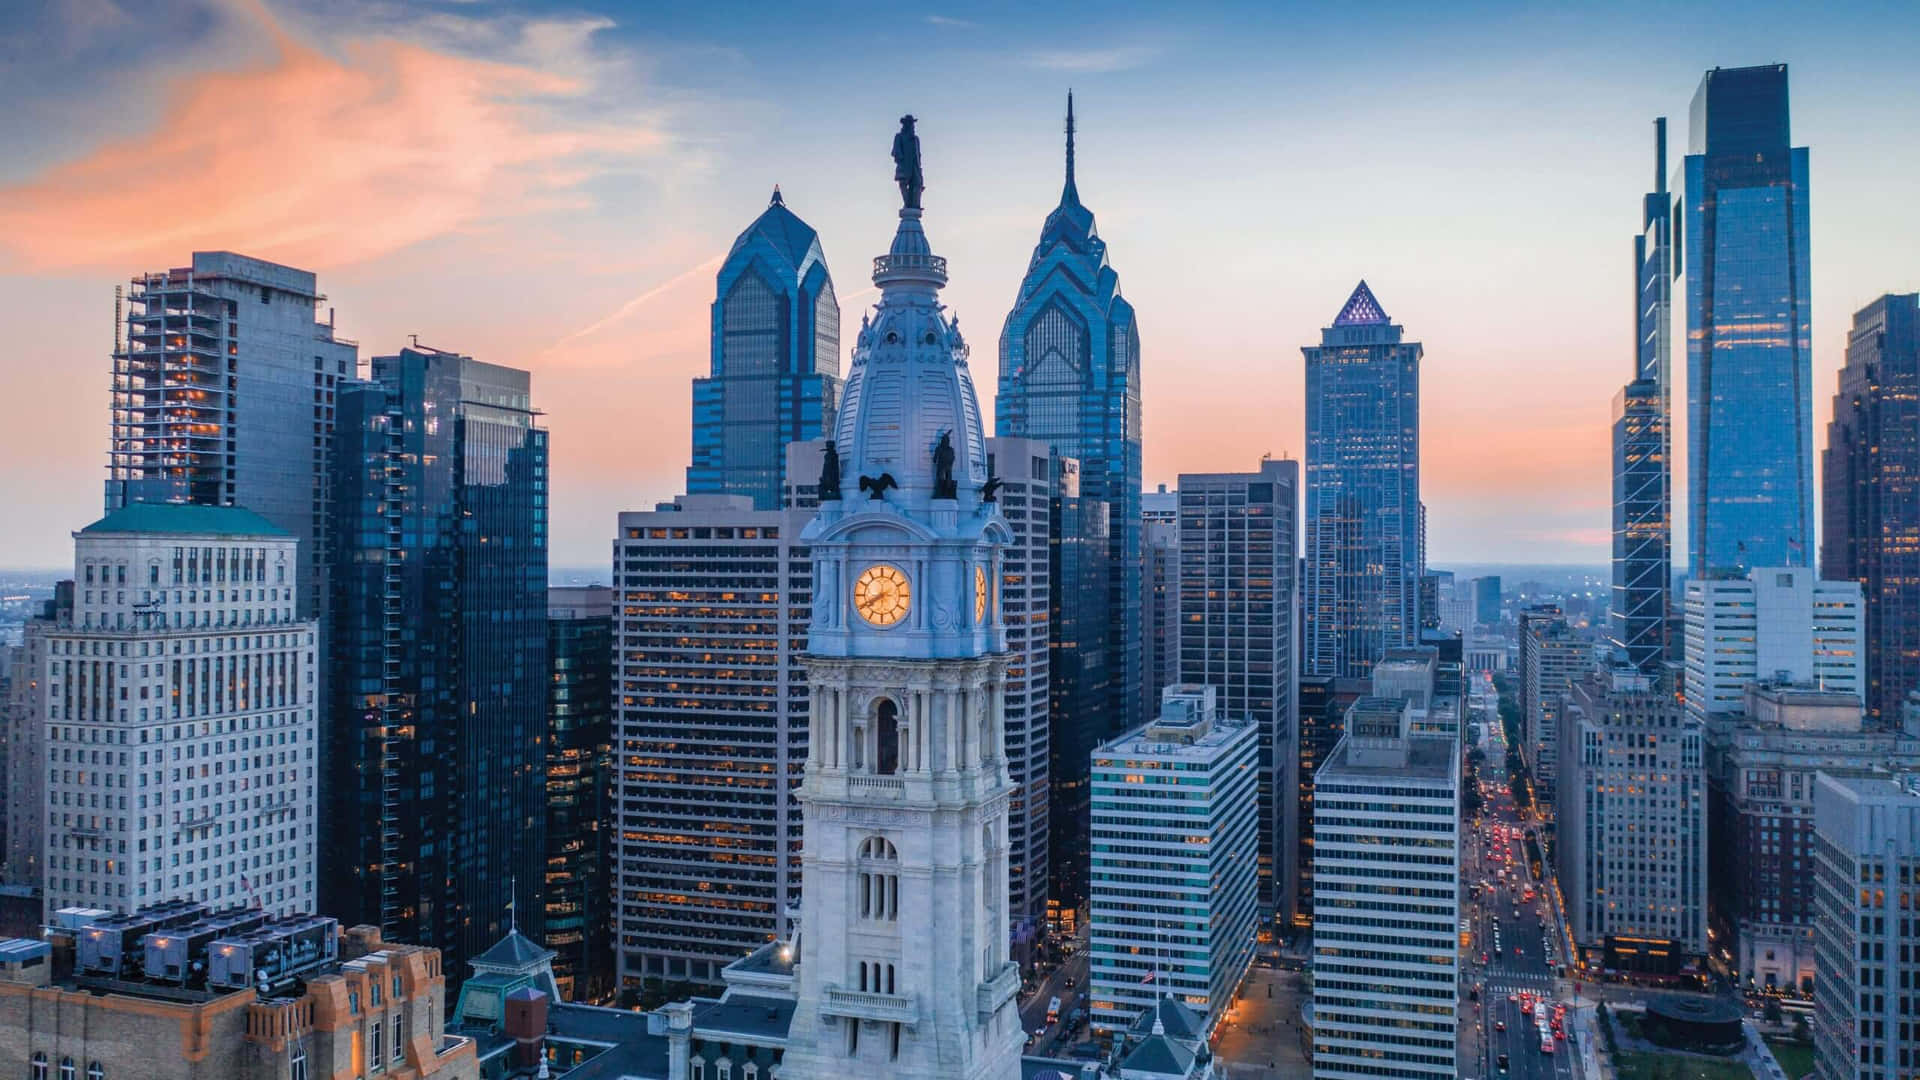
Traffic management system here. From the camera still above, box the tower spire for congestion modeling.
[1063,90,1079,205]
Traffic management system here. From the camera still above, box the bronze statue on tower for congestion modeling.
[891,114,923,209]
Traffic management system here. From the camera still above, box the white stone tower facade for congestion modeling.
[778,117,1024,1080]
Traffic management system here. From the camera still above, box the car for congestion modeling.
[1497,1053,1510,1073]
[1494,1020,1506,1032]
[1480,953,1490,965]
[1514,946,1524,955]
[1508,993,1518,1003]
[1064,977,1076,988]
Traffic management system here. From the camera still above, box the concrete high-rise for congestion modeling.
[1177,462,1299,919]
[1612,118,1675,673]
[1311,696,1459,1080]
[611,495,813,992]
[1140,485,1180,725]
[545,585,614,1003]
[43,504,316,916]
[326,346,549,980]
[1518,605,1588,806]
[1811,772,1920,1080]
[1684,65,1814,578]
[1088,686,1258,1034]
[996,94,1144,743]
[1558,668,1708,972]
[2,588,66,893]
[1304,281,1422,679]
[108,252,357,623]
[1823,294,1920,724]
[687,190,842,510]
[1682,568,1863,723]
[1704,685,1920,992]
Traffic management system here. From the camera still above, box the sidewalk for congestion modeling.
[1569,1001,1602,1080]
[1742,1021,1789,1080]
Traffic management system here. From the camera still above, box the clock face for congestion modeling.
[975,564,989,623]
[854,564,912,626]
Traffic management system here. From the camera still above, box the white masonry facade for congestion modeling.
[776,161,1025,1080]
[42,504,317,917]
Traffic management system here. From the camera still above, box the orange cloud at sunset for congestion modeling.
[0,0,661,273]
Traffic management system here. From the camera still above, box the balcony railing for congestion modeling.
[848,775,905,798]
[975,961,1019,1020]
[822,986,918,1026]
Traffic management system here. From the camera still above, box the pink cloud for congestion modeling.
[0,1,662,272]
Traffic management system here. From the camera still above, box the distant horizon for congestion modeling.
[2,2,1917,567]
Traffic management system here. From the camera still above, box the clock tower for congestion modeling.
[779,116,1024,1080]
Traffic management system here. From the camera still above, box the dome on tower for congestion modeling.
[830,156,987,506]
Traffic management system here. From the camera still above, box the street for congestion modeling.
[1018,923,1091,1057]
[1462,676,1577,1080]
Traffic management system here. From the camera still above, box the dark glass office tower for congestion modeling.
[997,95,1144,747]
[1178,461,1299,920]
[1303,282,1422,679]
[546,585,615,1002]
[326,346,549,982]
[1612,118,1675,673]
[1047,456,1111,910]
[1683,64,1813,578]
[1824,294,1920,723]
[687,189,842,510]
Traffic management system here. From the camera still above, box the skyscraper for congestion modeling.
[1140,485,1180,723]
[1177,461,1299,918]
[996,94,1144,741]
[1046,454,1109,911]
[1683,64,1813,578]
[1613,118,1674,673]
[1682,568,1863,723]
[1518,605,1587,806]
[1823,293,1920,723]
[545,585,614,1003]
[1303,281,1422,679]
[1088,686,1258,1034]
[1558,668,1708,972]
[1811,772,1920,1080]
[326,346,549,978]
[777,121,1025,1078]
[1311,696,1459,1080]
[611,495,813,993]
[44,504,317,916]
[108,252,358,623]
[688,190,843,510]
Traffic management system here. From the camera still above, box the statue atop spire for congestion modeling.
[891,114,924,209]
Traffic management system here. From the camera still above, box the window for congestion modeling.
[59,1060,75,1080]
[691,1058,706,1080]
[30,1053,47,1080]
[290,1047,308,1080]
[370,1021,382,1071]
[393,1011,406,1061]
[875,699,900,775]
[86,1066,103,1080]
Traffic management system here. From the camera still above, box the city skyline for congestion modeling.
[2,2,1919,573]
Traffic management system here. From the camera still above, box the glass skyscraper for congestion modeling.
[1823,293,1920,723]
[996,94,1144,772]
[1303,281,1422,679]
[325,346,549,983]
[1045,455,1110,911]
[1612,118,1674,673]
[546,585,615,1003]
[687,189,842,509]
[1683,64,1813,578]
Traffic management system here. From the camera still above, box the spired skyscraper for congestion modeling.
[1611,118,1675,673]
[1303,281,1422,679]
[780,115,1024,1080]
[1683,64,1813,578]
[996,94,1144,747]
[688,189,843,509]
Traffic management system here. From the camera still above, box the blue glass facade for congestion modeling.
[996,97,1144,807]
[688,190,842,509]
[1303,282,1422,679]
[1045,455,1110,909]
[1683,65,1813,578]
[1612,118,1674,673]
[325,346,549,983]
[546,586,614,1002]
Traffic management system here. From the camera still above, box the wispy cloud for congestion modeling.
[1020,45,1157,73]
[925,14,977,29]
[0,0,666,271]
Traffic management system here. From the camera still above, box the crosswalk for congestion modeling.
[1482,970,1559,991]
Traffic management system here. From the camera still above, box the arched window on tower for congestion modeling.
[875,699,900,776]
[857,836,899,921]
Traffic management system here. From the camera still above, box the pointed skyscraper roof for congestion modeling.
[1062,90,1080,207]
[1332,280,1390,326]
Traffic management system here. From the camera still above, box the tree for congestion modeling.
[1764,998,1783,1025]
[1793,1015,1811,1043]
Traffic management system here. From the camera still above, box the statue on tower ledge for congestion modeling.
[933,431,957,499]
[892,114,923,209]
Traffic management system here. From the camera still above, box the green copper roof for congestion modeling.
[80,503,289,538]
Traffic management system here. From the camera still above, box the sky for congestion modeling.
[2,0,1918,571]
